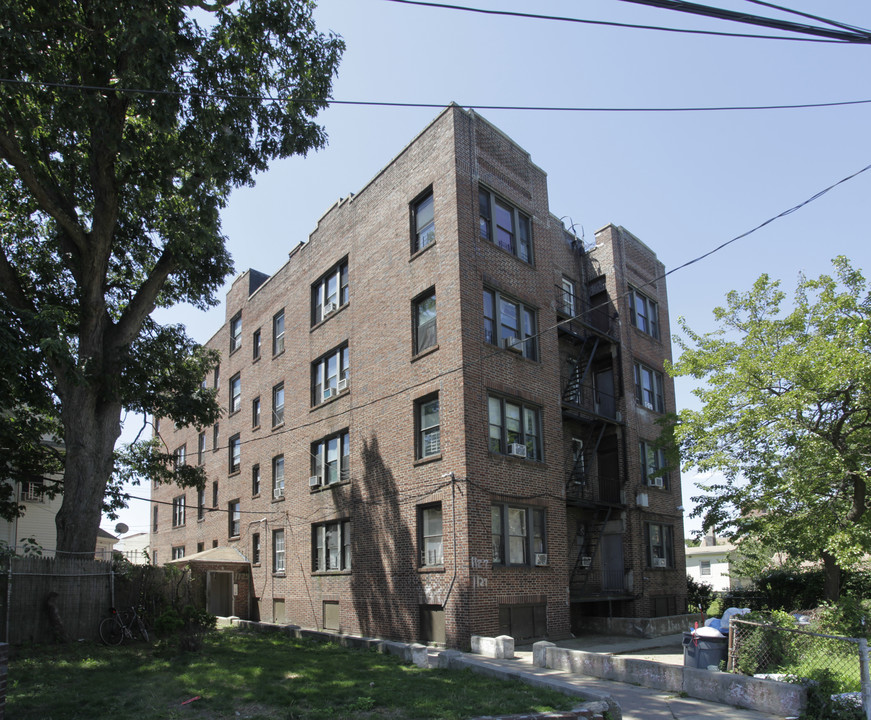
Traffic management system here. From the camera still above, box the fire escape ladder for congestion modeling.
[563,336,599,405]
[571,506,613,594]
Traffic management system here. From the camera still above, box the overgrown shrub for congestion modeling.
[812,598,871,639]
[733,610,797,675]
[686,576,714,614]
[799,669,864,720]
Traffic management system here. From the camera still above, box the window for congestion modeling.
[171,546,185,560]
[700,560,711,576]
[214,364,220,388]
[479,187,532,263]
[416,395,440,459]
[197,542,204,554]
[312,259,349,325]
[197,432,205,465]
[272,455,285,498]
[197,487,205,520]
[313,519,351,572]
[629,286,659,339]
[252,464,261,496]
[488,396,542,460]
[273,529,285,573]
[252,396,261,428]
[419,504,443,567]
[311,430,350,486]
[21,480,44,503]
[272,310,285,356]
[229,373,241,414]
[172,495,185,527]
[312,344,349,405]
[252,533,261,564]
[413,289,437,354]
[229,433,241,474]
[253,329,261,361]
[561,277,577,316]
[272,382,284,426]
[230,312,242,353]
[634,362,665,413]
[483,289,537,360]
[213,423,219,450]
[640,440,669,488]
[647,523,675,568]
[173,445,186,470]
[491,504,546,565]
[152,505,158,532]
[212,480,218,508]
[228,500,241,537]
[412,191,435,252]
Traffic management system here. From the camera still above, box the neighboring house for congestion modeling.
[685,537,750,591]
[113,531,151,564]
[150,105,687,648]
[95,528,118,560]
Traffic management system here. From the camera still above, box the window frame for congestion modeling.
[413,288,437,355]
[640,439,669,488]
[412,189,435,254]
[647,522,675,568]
[197,432,205,466]
[252,328,262,361]
[311,430,351,487]
[229,372,241,414]
[271,382,284,427]
[252,533,261,565]
[311,258,350,325]
[628,286,659,339]
[491,503,546,566]
[197,487,205,521]
[273,529,286,573]
[173,444,186,470]
[228,433,241,474]
[483,289,538,360]
[252,464,261,496]
[312,519,351,573]
[172,495,186,527]
[312,344,349,406]
[252,396,261,428]
[415,394,441,460]
[171,546,185,560]
[478,187,533,264]
[561,277,577,317]
[418,503,443,567]
[272,455,285,499]
[272,310,285,356]
[700,559,711,576]
[488,395,542,460]
[229,312,242,353]
[228,499,241,538]
[634,362,665,413]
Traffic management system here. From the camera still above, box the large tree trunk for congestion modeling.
[821,550,841,603]
[55,385,121,556]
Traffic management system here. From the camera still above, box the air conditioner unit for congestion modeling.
[579,556,592,568]
[534,553,548,567]
[652,557,667,568]
[308,476,321,488]
[336,377,348,392]
[507,443,527,458]
[323,387,334,401]
[323,301,338,317]
[502,337,522,353]
[273,487,284,499]
[649,476,664,489]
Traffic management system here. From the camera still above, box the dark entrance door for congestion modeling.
[208,571,233,616]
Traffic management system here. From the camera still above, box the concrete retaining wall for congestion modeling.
[539,644,805,717]
[573,613,703,639]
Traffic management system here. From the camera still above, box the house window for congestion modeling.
[228,433,241,474]
[483,289,537,360]
[152,505,158,532]
[253,328,261,361]
[418,503,443,567]
[488,396,542,460]
[629,286,659,338]
[413,289,437,354]
[228,500,241,537]
[700,560,711,576]
[212,480,219,508]
[479,187,532,263]
[197,487,205,520]
[229,373,241,414]
[252,396,261,428]
[272,382,284,426]
[230,312,242,353]
[197,542,204,554]
[647,523,675,568]
[252,464,261,496]
[312,259,349,325]
[412,191,435,253]
[273,529,285,573]
[173,444,186,469]
[313,519,351,572]
[171,546,185,560]
[197,432,205,465]
[172,495,186,527]
[561,277,577,316]
[214,364,220,388]
[416,394,440,459]
[272,455,285,499]
[491,504,546,565]
[312,344,349,405]
[634,362,665,413]
[252,533,261,564]
[213,423,219,450]
[21,480,44,503]
[311,430,350,487]
[272,310,285,356]
[640,440,668,488]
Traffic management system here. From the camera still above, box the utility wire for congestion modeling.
[380,0,850,42]
[742,0,871,34]
[2,77,870,114]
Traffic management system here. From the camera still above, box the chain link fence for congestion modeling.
[730,618,871,719]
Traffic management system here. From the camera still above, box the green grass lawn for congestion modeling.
[9,628,578,719]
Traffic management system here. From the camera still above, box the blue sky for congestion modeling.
[107,0,871,537]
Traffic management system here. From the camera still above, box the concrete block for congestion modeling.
[470,634,514,658]
[532,640,554,667]
[409,643,429,667]
[495,635,515,659]
[438,649,463,669]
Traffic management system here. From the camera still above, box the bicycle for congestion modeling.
[99,606,149,645]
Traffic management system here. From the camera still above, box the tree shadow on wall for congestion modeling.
[350,435,423,643]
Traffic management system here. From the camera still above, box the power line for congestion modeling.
[2,77,870,114]
[380,0,850,42]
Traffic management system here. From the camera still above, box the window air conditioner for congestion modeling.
[323,387,334,401]
[534,553,548,567]
[649,476,664,489]
[273,487,284,499]
[308,476,321,488]
[323,301,338,317]
[652,557,667,568]
[336,377,348,392]
[580,556,592,568]
[508,443,527,458]
[502,337,522,353]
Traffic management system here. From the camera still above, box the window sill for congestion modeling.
[631,326,661,343]
[273,573,286,578]
[252,493,261,500]
[272,349,285,360]
[228,536,240,543]
[228,409,240,418]
[271,495,285,504]
[310,479,350,493]
[414,453,442,467]
[229,346,240,356]
[410,240,436,262]
[311,387,349,410]
[311,302,349,331]
[483,237,535,268]
[252,424,261,432]
[418,565,446,574]
[311,570,352,577]
[252,354,261,364]
[272,421,285,431]
[488,451,542,464]
[229,470,241,477]
[484,340,539,364]
[411,344,439,362]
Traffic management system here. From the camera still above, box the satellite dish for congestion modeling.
[114,523,129,535]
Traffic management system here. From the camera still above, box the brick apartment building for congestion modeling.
[151,105,687,648]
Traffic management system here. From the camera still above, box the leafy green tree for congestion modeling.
[0,0,343,554]
[670,257,871,601]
